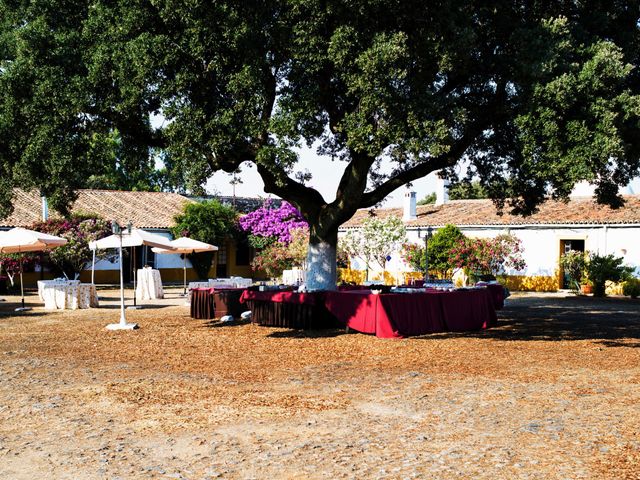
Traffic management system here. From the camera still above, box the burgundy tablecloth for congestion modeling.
[190,288,215,319]
[477,283,505,310]
[325,288,496,339]
[212,288,246,318]
[240,289,334,329]
[239,290,318,305]
[190,287,246,319]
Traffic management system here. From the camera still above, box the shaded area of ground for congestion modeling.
[0,291,638,479]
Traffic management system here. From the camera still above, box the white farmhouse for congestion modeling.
[340,189,640,291]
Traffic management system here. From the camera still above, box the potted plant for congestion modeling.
[580,281,593,295]
[585,253,634,297]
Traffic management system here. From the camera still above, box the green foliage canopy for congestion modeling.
[427,225,466,277]
[1,1,639,288]
[585,252,634,297]
[416,193,436,205]
[448,181,489,200]
[171,200,238,279]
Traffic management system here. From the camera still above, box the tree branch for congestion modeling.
[359,124,485,208]
[256,163,326,217]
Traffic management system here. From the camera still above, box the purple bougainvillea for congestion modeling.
[238,200,308,245]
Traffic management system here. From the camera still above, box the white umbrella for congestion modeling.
[152,237,218,295]
[90,228,177,251]
[89,228,176,306]
[0,227,68,311]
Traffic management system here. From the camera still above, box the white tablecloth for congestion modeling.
[42,283,99,310]
[229,276,253,288]
[136,268,164,300]
[208,277,252,288]
[282,269,306,286]
[38,279,80,301]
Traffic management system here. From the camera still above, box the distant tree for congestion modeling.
[30,214,112,279]
[172,200,239,279]
[417,193,436,205]
[428,225,466,277]
[448,181,488,200]
[341,216,406,280]
[400,224,466,277]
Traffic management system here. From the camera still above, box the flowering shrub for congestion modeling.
[30,215,112,279]
[448,234,526,276]
[401,243,424,272]
[0,254,36,286]
[238,200,308,246]
[400,225,466,277]
[251,227,309,278]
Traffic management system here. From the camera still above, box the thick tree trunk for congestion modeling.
[305,228,338,291]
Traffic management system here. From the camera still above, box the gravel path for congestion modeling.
[0,291,638,479]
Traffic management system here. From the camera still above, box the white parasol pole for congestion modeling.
[15,247,31,312]
[183,254,187,296]
[91,248,96,284]
[19,255,25,310]
[118,239,126,325]
[106,222,137,330]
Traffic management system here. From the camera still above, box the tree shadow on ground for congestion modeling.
[420,295,640,345]
[200,319,251,328]
[266,328,347,339]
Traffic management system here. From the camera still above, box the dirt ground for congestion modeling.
[0,287,639,479]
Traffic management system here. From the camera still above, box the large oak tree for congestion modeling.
[1,0,639,289]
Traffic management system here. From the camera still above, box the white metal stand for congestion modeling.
[106,236,138,330]
[14,257,31,312]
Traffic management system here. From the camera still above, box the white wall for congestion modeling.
[339,224,640,278]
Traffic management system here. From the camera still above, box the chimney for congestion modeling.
[41,196,49,221]
[435,177,449,206]
[403,191,417,221]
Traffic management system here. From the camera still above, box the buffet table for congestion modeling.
[190,287,247,320]
[476,282,505,309]
[239,289,336,329]
[190,288,216,319]
[136,268,164,300]
[324,288,497,338]
[41,282,99,310]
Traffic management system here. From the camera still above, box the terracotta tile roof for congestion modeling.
[342,195,640,229]
[0,189,194,229]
